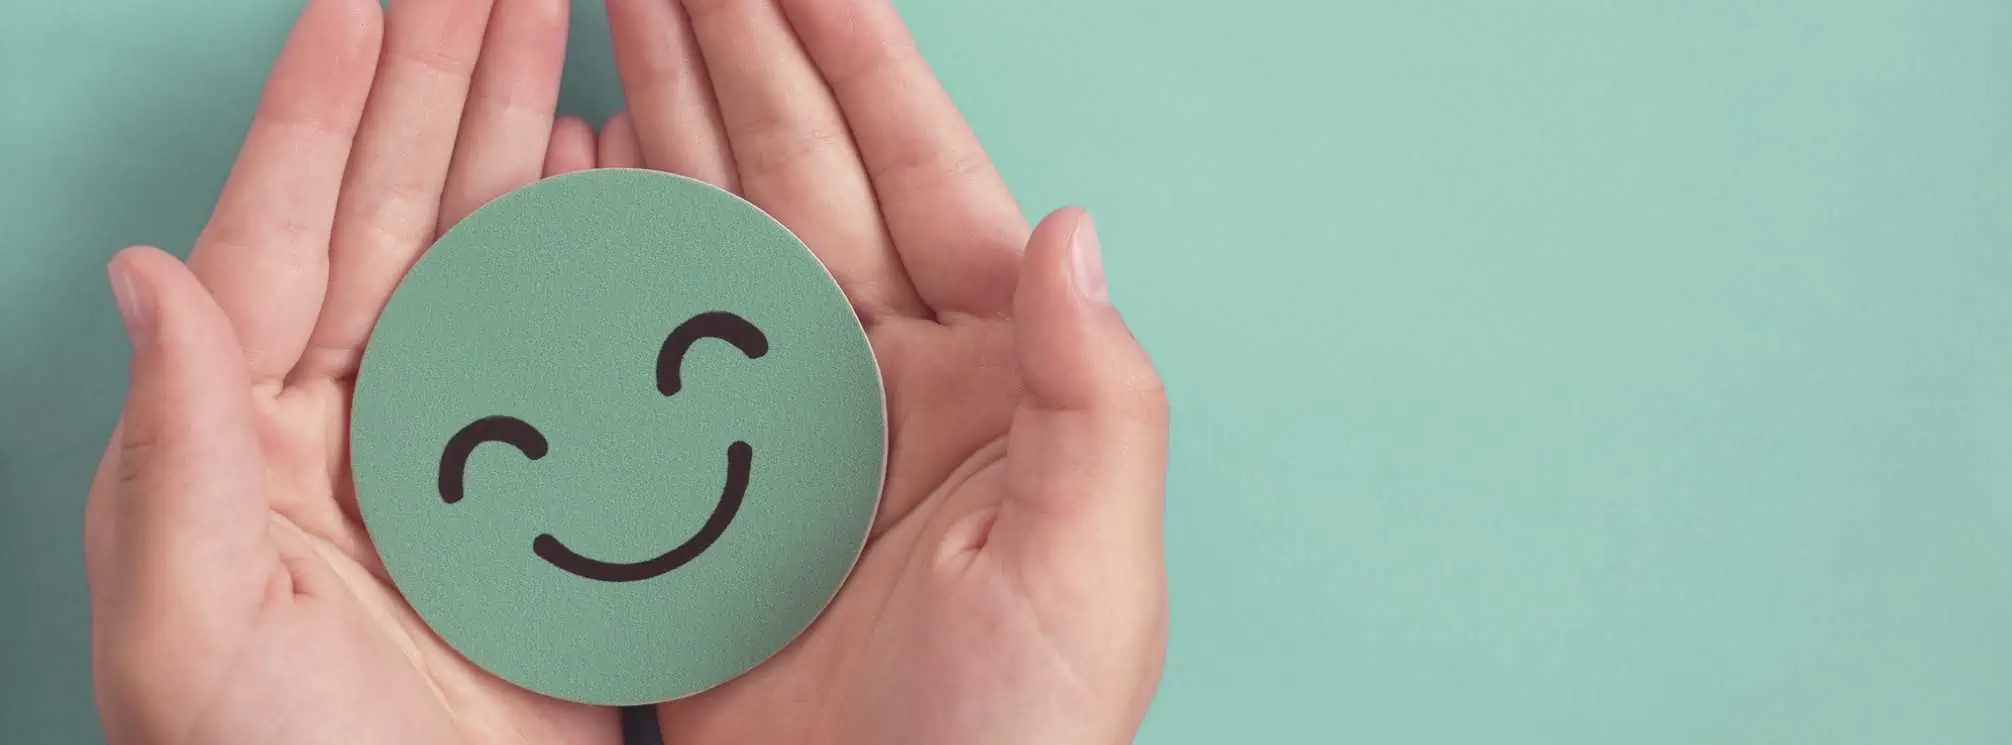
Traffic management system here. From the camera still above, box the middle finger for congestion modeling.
[438,0,570,229]
[682,0,927,324]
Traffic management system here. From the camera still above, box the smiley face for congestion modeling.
[349,169,886,706]
[437,311,767,583]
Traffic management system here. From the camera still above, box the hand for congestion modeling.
[83,1,623,743]
[602,1,1171,743]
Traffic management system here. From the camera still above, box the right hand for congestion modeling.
[83,1,620,743]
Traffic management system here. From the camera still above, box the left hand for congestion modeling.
[600,1,1173,743]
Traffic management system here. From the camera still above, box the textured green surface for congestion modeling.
[4,0,2012,742]
[352,169,885,705]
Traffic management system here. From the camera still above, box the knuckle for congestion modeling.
[737,120,853,176]
[820,19,909,91]
[196,216,324,275]
[682,0,757,25]
[1122,367,1171,423]
[113,430,163,488]
[387,33,480,81]
[520,0,568,33]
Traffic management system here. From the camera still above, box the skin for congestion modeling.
[84,1,1169,744]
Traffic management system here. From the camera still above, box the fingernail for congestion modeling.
[107,257,152,346]
[1071,212,1108,303]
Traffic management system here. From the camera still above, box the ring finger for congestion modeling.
[679,0,928,324]
[606,0,735,186]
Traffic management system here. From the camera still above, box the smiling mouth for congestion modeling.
[437,416,753,584]
[533,441,752,583]
[433,311,770,583]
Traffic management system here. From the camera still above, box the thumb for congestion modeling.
[99,246,276,618]
[994,207,1170,574]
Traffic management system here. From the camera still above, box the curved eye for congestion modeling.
[657,311,769,396]
[439,416,547,505]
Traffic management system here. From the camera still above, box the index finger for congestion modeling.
[779,0,1027,320]
[184,0,382,389]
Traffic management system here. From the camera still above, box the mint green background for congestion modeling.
[3,1,2009,742]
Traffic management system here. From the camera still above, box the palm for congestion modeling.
[86,0,620,743]
[272,378,620,744]
[660,318,1019,738]
[89,1,1166,744]
[599,1,1168,742]
[85,378,614,744]
[659,317,1162,744]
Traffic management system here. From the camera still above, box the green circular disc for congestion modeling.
[350,169,886,705]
